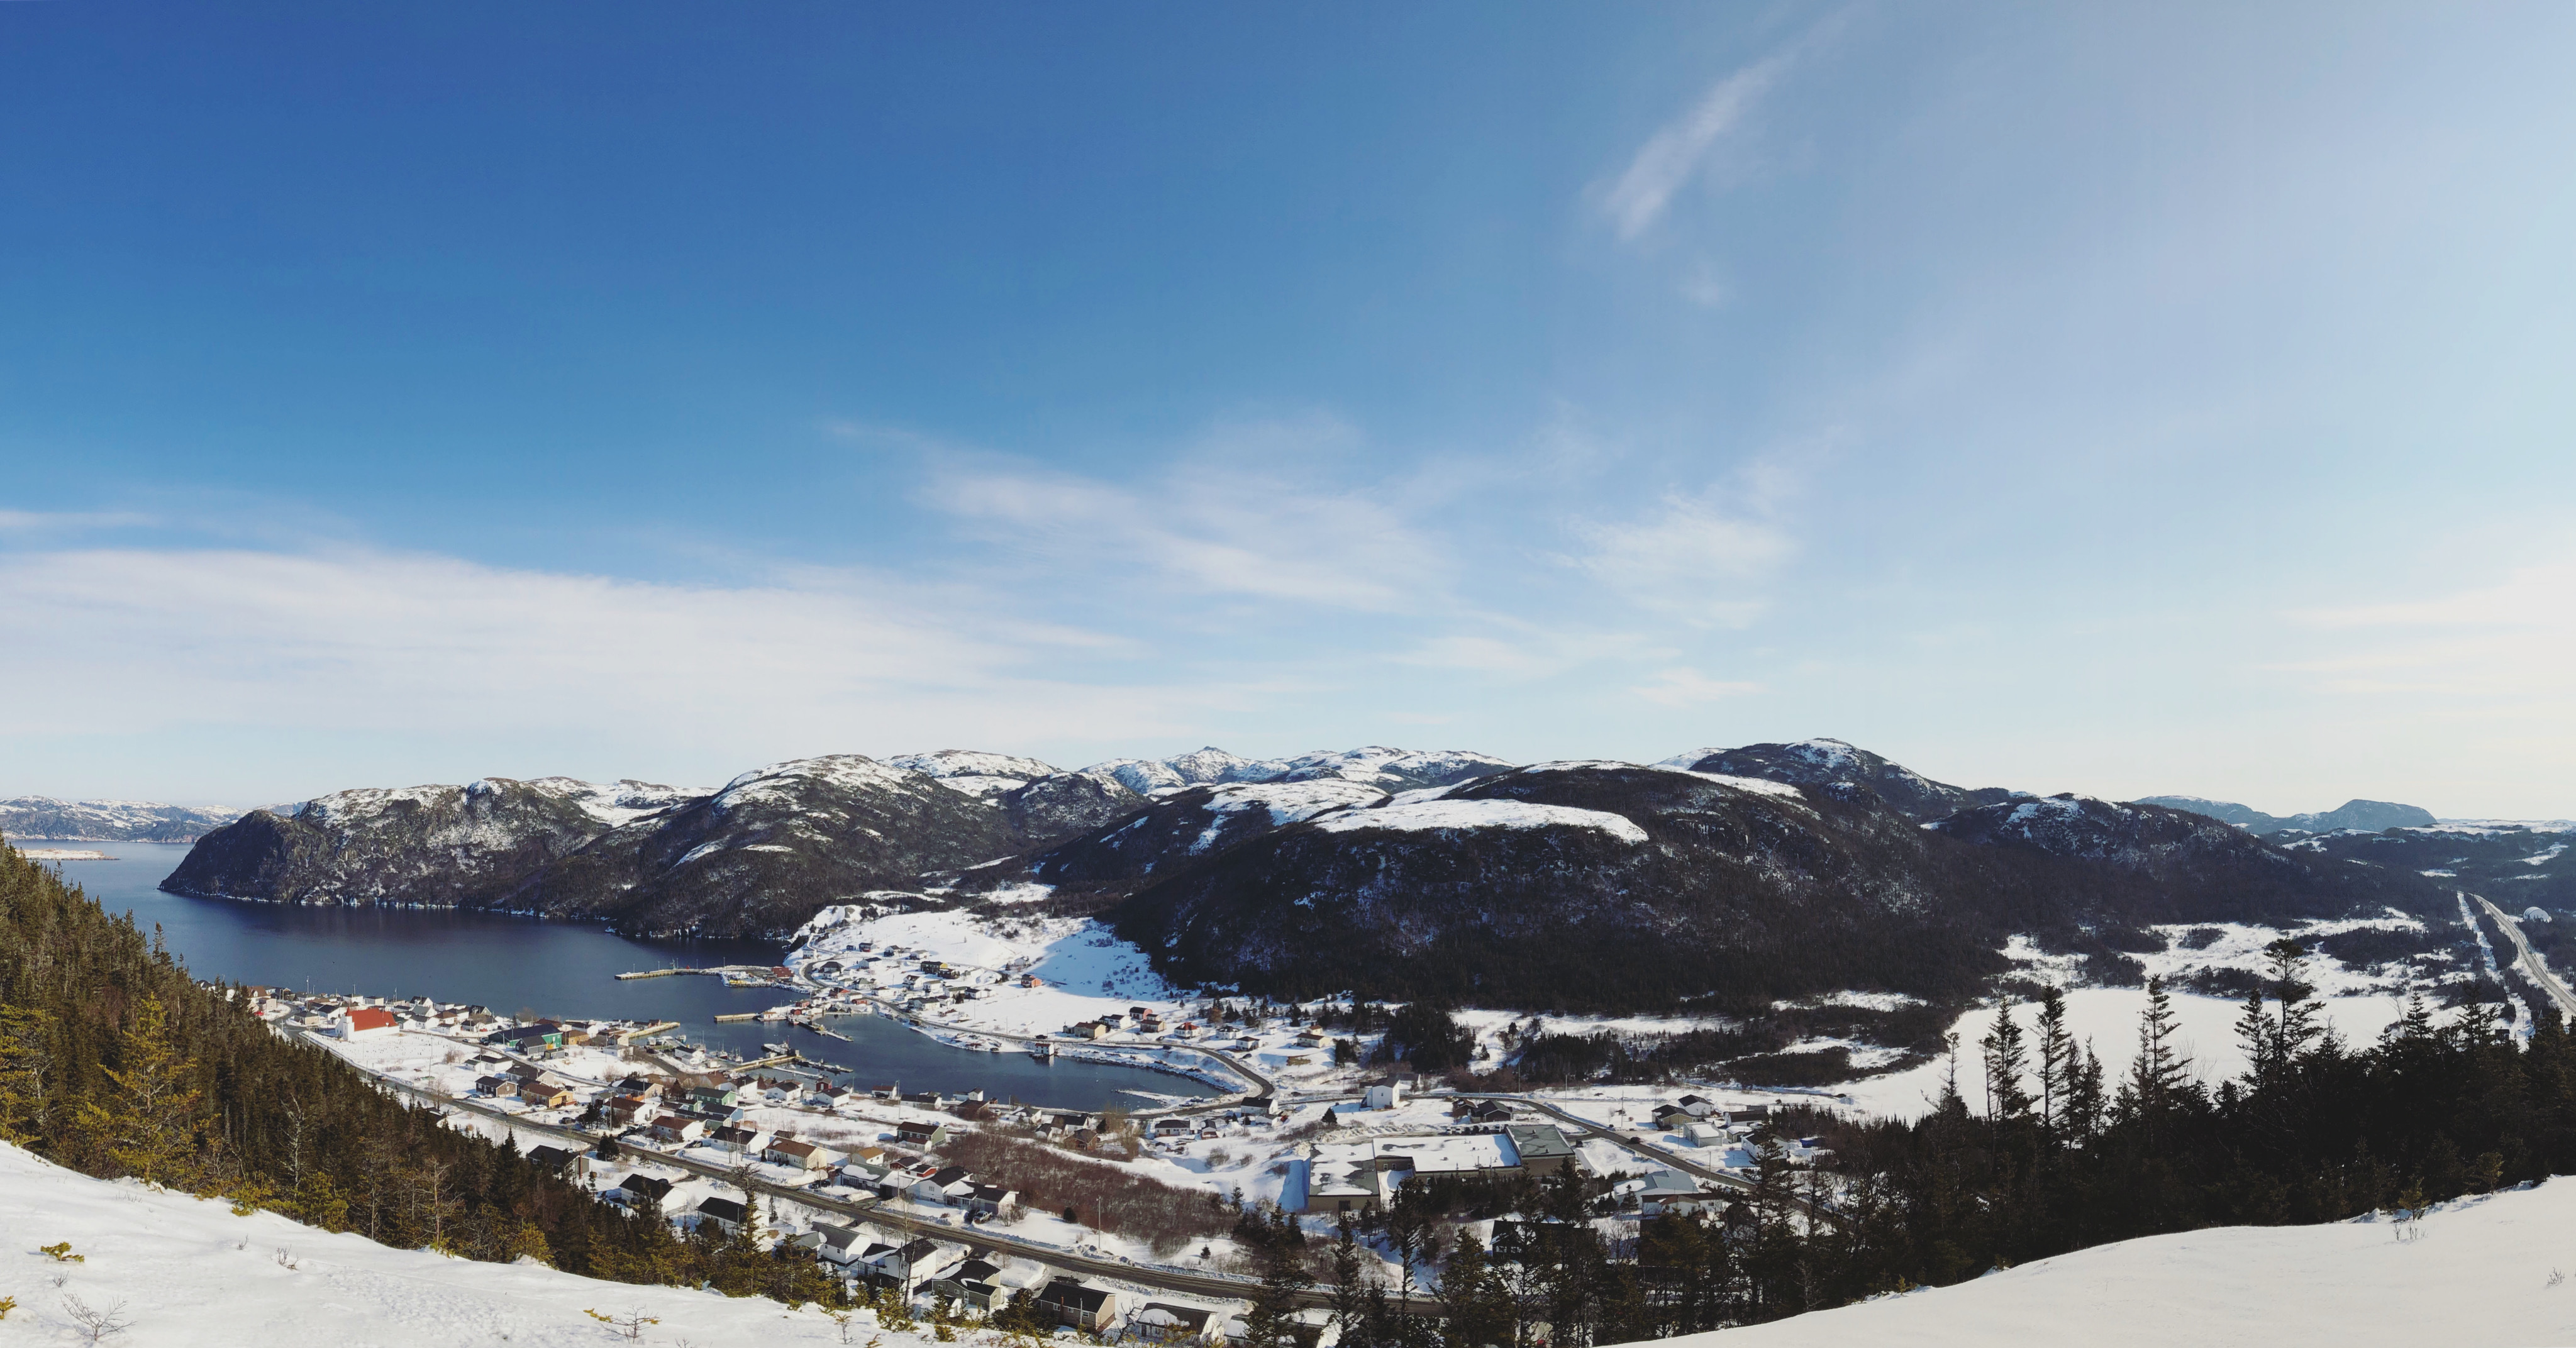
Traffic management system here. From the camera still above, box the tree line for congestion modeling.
[1234,944,2576,1345]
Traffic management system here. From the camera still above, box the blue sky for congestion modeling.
[5,3,2574,816]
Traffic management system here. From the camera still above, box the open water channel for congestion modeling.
[32,840,1192,1111]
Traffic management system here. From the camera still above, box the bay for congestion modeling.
[29,840,1196,1111]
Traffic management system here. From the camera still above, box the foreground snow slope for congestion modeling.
[1652,1180,2576,1347]
[0,1142,923,1347]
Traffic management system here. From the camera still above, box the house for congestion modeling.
[337,1007,399,1040]
[908,1164,975,1205]
[613,1075,663,1100]
[895,1120,952,1149]
[525,1145,577,1173]
[686,1083,740,1111]
[650,1115,705,1144]
[811,1221,873,1267]
[1123,1303,1221,1345]
[1680,1122,1729,1149]
[601,1095,653,1127]
[521,1081,579,1109]
[1632,1170,1709,1218]
[1362,1083,1404,1110]
[1504,1124,1580,1176]
[488,1022,565,1054]
[475,1075,519,1098]
[766,1138,835,1171]
[1675,1094,1716,1118]
[1651,1105,1697,1133]
[706,1124,767,1154]
[923,1257,1011,1314]
[610,1173,673,1207]
[870,1237,953,1288]
[964,1183,1019,1218]
[1038,1278,1121,1334]
[1152,1117,1193,1138]
[694,1196,750,1234]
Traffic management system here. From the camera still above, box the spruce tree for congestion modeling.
[2034,986,2074,1134]
[74,995,204,1190]
[1980,993,2033,1122]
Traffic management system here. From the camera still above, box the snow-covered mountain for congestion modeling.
[1014,760,2451,1014]
[1078,745,1514,795]
[0,796,242,842]
[1658,738,2019,823]
[886,749,1062,798]
[164,775,705,910]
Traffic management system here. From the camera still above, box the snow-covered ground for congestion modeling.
[1646,1180,2576,1347]
[1836,986,2411,1119]
[0,1141,936,1347]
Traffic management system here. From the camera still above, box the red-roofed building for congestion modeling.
[338,1007,399,1041]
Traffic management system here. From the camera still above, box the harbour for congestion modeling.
[43,841,1199,1110]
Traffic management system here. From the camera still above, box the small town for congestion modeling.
[212,954,1831,1347]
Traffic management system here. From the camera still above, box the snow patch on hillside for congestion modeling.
[0,1141,935,1347]
[1312,798,1648,844]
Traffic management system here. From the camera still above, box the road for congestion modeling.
[2475,894,2576,1020]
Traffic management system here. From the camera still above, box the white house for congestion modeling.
[337,1007,399,1041]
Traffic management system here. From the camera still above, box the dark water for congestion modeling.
[32,841,1193,1110]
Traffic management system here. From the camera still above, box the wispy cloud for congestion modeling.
[1633,667,1764,707]
[2280,560,2576,704]
[1560,485,1794,626]
[919,420,1448,613]
[1596,53,1790,242]
[0,544,1216,763]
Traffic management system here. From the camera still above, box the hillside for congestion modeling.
[0,795,240,842]
[164,775,705,910]
[1655,739,2018,823]
[2136,794,2440,835]
[1645,1183,2576,1347]
[1072,765,2451,1014]
[0,1141,928,1347]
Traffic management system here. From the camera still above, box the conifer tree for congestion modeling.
[74,995,204,1190]
[2033,986,2074,1134]
[1979,993,2033,1122]
[0,1005,56,1144]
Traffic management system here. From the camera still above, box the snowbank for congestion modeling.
[1640,1181,2576,1346]
[0,1141,929,1346]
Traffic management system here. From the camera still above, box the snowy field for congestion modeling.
[0,1142,935,1347]
[1645,1179,2576,1347]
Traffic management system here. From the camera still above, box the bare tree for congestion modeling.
[62,1293,133,1345]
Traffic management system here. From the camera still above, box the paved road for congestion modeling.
[2476,894,2576,1020]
